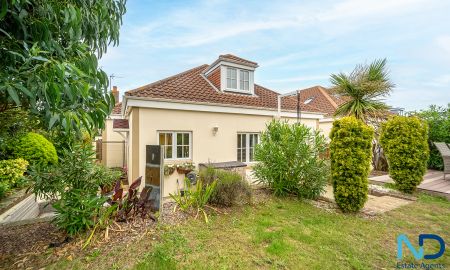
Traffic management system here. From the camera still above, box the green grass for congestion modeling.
[47,194,450,270]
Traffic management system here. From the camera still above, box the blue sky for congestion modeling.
[100,0,450,111]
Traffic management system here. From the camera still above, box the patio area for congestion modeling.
[369,170,450,200]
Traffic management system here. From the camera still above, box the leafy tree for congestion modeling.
[331,59,394,123]
[0,0,126,138]
[414,104,450,170]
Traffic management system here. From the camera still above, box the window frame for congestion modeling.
[158,131,192,160]
[237,132,259,163]
[225,66,252,93]
[226,67,237,89]
[239,70,249,91]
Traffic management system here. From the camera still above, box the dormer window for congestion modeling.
[224,67,251,93]
[226,67,237,89]
[204,54,258,95]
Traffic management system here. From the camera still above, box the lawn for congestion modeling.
[47,192,450,270]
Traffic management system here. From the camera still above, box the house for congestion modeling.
[99,87,128,168]
[103,54,335,196]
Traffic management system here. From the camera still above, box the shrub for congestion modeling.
[0,158,29,198]
[0,109,41,160]
[14,132,58,166]
[200,167,252,206]
[253,120,329,199]
[330,117,374,212]
[380,116,429,193]
[29,143,121,235]
[414,104,450,170]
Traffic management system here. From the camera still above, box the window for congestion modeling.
[158,132,191,159]
[237,134,246,162]
[240,70,249,91]
[226,67,237,89]
[237,133,259,162]
[226,67,251,92]
[304,97,314,104]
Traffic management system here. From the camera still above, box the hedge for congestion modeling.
[330,116,373,212]
[380,116,429,193]
[14,132,58,166]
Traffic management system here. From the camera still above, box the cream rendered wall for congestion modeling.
[102,118,126,168]
[318,118,334,139]
[133,107,317,196]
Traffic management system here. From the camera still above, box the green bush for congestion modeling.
[380,116,429,193]
[414,104,450,170]
[0,109,41,160]
[253,120,329,199]
[14,132,58,166]
[200,167,252,206]
[29,143,121,235]
[0,158,29,198]
[330,117,374,212]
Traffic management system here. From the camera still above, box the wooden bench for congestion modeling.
[434,142,450,180]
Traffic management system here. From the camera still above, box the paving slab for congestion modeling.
[320,185,413,214]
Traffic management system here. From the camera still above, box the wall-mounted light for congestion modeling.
[212,126,219,136]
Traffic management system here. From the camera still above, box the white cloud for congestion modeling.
[425,74,450,87]
[124,0,433,49]
[436,35,450,53]
[265,75,328,83]
[318,0,426,22]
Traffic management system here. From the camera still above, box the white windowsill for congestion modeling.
[224,88,253,95]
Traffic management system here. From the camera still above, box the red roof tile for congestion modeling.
[296,86,350,116]
[113,119,129,129]
[126,65,320,113]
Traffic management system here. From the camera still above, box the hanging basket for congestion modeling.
[164,165,176,176]
[176,168,193,174]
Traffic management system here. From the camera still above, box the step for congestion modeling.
[0,194,39,223]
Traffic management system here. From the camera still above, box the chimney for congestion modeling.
[112,86,119,104]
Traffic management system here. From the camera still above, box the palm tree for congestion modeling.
[331,59,394,123]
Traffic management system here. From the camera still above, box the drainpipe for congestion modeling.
[277,95,281,119]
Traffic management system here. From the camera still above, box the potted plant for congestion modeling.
[164,164,176,176]
[176,162,195,174]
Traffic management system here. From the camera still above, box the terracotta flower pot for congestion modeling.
[176,168,192,174]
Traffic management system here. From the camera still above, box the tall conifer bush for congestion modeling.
[330,117,374,212]
[380,116,429,193]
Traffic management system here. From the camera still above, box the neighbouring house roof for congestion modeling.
[113,118,129,129]
[125,64,321,113]
[296,86,349,116]
[112,102,122,115]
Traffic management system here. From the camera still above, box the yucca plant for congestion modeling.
[331,59,394,123]
[170,178,217,223]
[331,59,395,171]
